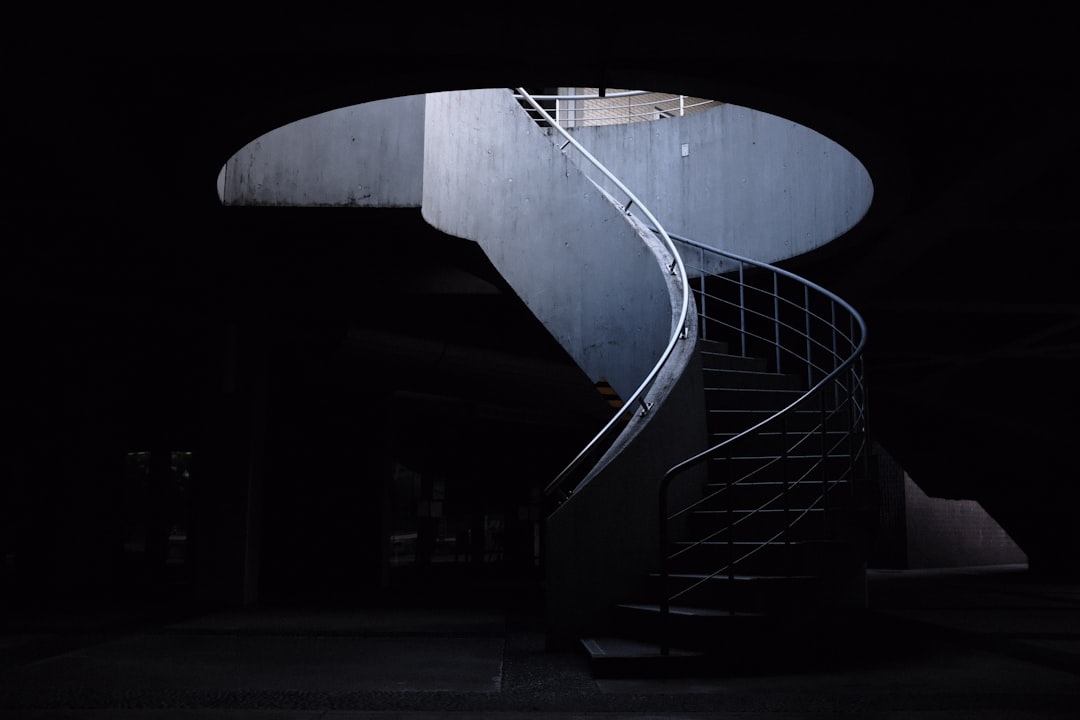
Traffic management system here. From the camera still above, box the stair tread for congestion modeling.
[703,368,793,377]
[704,478,849,484]
[705,387,805,395]
[708,407,824,413]
[655,572,819,581]
[713,429,849,435]
[616,602,768,618]
[692,507,827,514]
[581,636,704,659]
[700,352,761,360]
[673,538,849,546]
[706,454,852,460]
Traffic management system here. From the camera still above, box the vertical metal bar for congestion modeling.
[773,273,782,373]
[781,415,791,575]
[844,355,859,521]
[699,246,707,342]
[849,311,860,500]
[832,300,840,410]
[739,262,747,357]
[859,354,870,488]
[821,389,830,535]
[658,472,670,656]
[727,444,735,605]
[804,285,813,390]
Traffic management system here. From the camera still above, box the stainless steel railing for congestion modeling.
[512,88,691,502]
[657,235,868,653]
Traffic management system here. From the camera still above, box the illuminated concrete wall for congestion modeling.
[904,474,1028,568]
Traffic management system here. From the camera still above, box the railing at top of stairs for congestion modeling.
[513,88,692,504]
[516,89,720,127]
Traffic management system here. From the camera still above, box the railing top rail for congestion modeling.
[516,90,719,125]
[521,91,714,107]
[519,90,652,101]
[671,231,867,330]
[660,232,867,482]
[513,88,691,499]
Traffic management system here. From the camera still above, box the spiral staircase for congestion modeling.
[504,89,871,676]
[214,85,873,677]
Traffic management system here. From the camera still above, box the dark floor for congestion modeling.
[1,564,1077,719]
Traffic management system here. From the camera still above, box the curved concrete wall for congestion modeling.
[421,89,674,402]
[216,93,870,263]
[564,102,873,264]
[217,95,425,207]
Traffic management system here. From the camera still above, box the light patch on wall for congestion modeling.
[904,474,1027,569]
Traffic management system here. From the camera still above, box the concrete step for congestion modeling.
[697,338,732,355]
[645,572,825,614]
[666,538,860,576]
[578,635,710,678]
[610,602,771,649]
[703,367,804,390]
[706,429,854,457]
[579,618,841,678]
[699,349,768,373]
[704,386,808,411]
[706,407,844,434]
[687,505,853,541]
[704,455,855,486]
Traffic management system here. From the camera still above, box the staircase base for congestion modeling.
[579,636,711,678]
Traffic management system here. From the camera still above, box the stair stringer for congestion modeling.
[542,251,707,649]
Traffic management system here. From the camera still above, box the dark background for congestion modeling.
[3,16,1078,616]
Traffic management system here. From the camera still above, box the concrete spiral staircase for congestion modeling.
[213,87,871,676]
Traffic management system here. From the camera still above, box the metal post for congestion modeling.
[773,273,782,373]
[658,472,670,656]
[739,263,747,357]
[781,416,791,575]
[699,247,707,341]
[804,285,813,389]
[821,390,830,535]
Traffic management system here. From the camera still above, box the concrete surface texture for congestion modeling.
[0,564,1077,719]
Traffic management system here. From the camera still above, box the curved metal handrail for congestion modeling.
[667,232,868,451]
[513,88,691,502]
[655,233,868,653]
